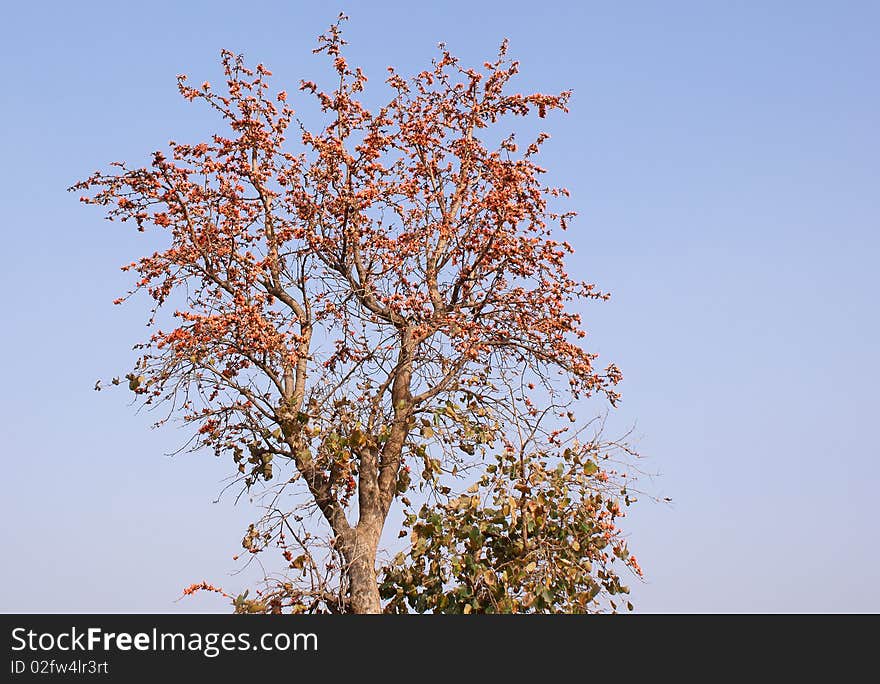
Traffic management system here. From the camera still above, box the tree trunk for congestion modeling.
[345,335,414,614]
[345,529,382,614]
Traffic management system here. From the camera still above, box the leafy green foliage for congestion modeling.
[380,441,642,613]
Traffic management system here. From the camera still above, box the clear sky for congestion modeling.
[1,1,877,613]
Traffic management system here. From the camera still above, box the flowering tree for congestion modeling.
[73,16,642,613]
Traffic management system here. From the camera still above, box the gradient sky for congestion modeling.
[2,1,877,613]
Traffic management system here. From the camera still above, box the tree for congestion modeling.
[72,15,642,614]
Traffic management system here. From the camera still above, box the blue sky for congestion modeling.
[1,1,877,612]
